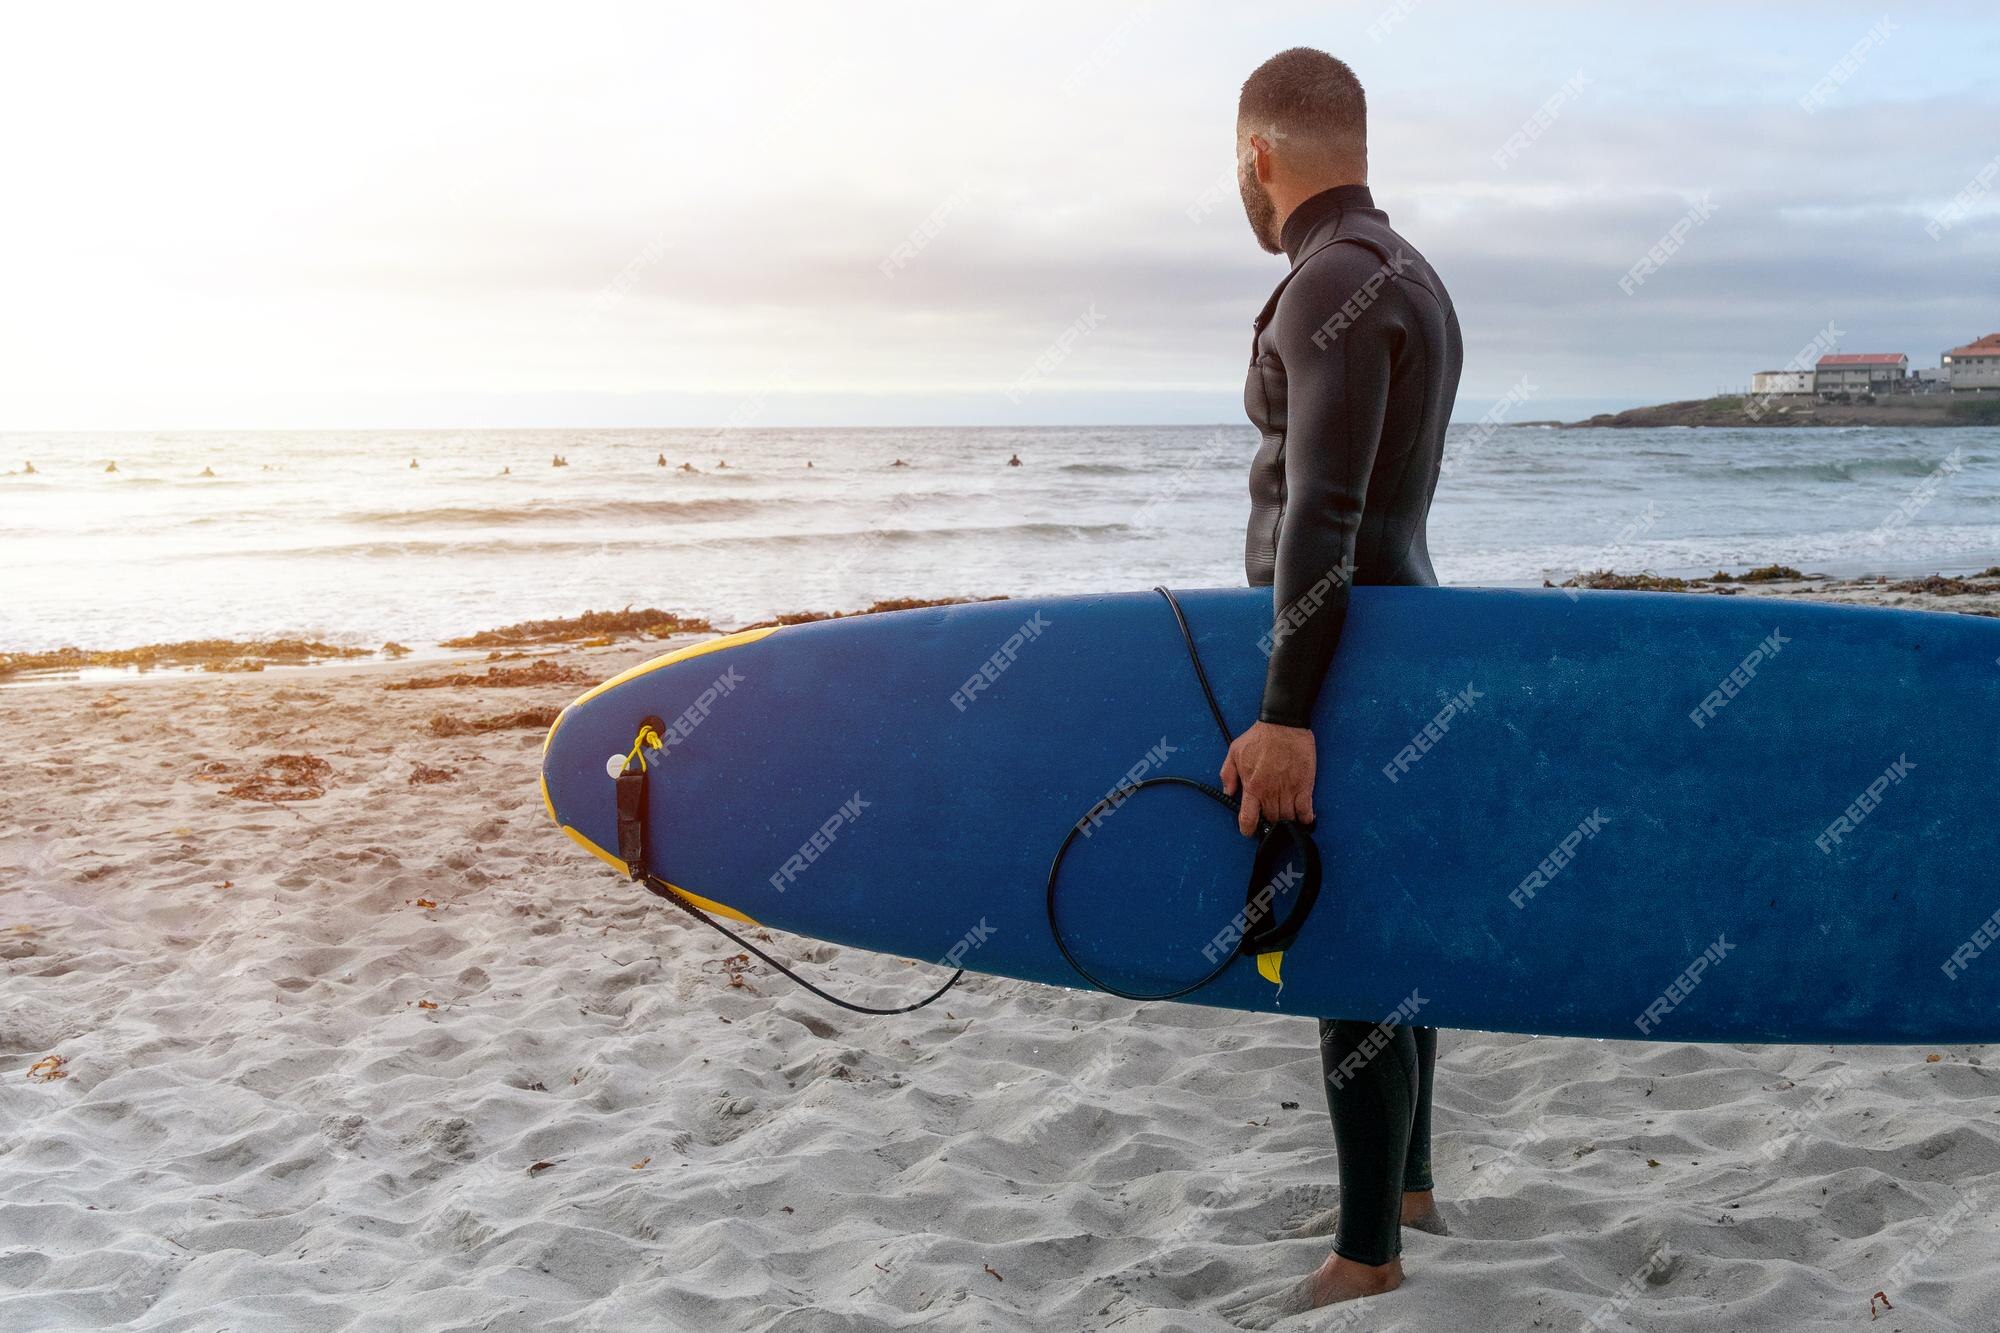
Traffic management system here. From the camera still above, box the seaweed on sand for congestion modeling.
[384,660,590,690]
[1559,570,1690,592]
[441,609,712,649]
[1888,574,1984,596]
[427,706,562,738]
[194,754,332,801]
[736,596,1005,631]
[0,639,368,679]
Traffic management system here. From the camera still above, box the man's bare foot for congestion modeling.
[1218,1256,1403,1329]
[1401,1188,1450,1235]
[1274,1189,1449,1240]
[1306,1252,1404,1305]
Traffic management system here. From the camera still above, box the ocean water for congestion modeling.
[2,424,1996,653]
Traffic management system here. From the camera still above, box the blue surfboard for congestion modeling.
[540,587,2000,1044]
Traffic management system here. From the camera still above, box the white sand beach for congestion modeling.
[6,577,2000,1332]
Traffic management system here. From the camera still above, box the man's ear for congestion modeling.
[1247,132,1275,184]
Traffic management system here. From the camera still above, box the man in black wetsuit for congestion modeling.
[1217,47,1463,1315]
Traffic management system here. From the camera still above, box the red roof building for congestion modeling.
[1944,334,2000,393]
[1944,333,2000,359]
[1814,352,1908,395]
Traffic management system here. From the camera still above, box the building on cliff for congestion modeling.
[1814,352,1909,397]
[1943,334,2000,394]
[1750,369,1814,396]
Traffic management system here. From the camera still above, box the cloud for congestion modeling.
[0,1,1995,427]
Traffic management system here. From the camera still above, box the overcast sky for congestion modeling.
[2,1,1996,430]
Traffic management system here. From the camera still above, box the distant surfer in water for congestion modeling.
[1218,48,1462,1319]
[680,461,698,473]
[891,458,908,468]
[22,461,35,475]
[1007,453,1022,467]
[105,461,118,474]
[657,452,668,466]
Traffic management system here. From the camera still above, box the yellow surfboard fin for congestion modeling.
[1256,951,1284,987]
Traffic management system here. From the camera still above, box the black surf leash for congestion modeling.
[614,586,1319,1013]
[640,871,964,1015]
[616,722,965,1014]
[1042,587,1321,1001]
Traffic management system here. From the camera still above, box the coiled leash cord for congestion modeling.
[619,586,1317,1014]
[1042,587,1321,1002]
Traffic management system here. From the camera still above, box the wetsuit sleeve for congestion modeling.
[1258,268,1396,728]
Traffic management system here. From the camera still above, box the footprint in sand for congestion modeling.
[1276,1204,1454,1242]
[1641,1241,1682,1284]
[1270,1183,1339,1238]
[320,1113,365,1151]
[1270,1184,1453,1240]
[407,1115,477,1159]
[789,1049,861,1086]
[429,1208,495,1253]
[777,1008,843,1040]
[1217,1272,1320,1330]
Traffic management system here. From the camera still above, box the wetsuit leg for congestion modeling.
[1317,1018,1420,1267]
[1403,1025,1438,1192]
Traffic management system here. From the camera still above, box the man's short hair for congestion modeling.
[1238,47,1367,165]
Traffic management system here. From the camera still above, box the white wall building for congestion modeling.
[1944,334,2000,393]
[1750,369,1814,395]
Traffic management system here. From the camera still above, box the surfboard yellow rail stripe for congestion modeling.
[543,624,781,753]
[539,625,782,927]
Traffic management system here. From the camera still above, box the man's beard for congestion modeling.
[1238,154,1282,255]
